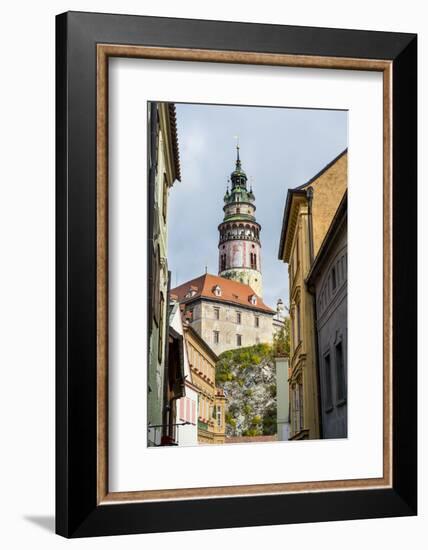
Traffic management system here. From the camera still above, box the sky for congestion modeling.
[168,103,348,310]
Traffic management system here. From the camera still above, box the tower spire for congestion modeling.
[234,135,241,169]
[218,144,263,297]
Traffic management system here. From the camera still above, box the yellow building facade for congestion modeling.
[278,150,347,440]
[183,324,226,444]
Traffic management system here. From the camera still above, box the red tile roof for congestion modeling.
[171,273,274,314]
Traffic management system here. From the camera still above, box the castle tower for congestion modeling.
[218,145,263,297]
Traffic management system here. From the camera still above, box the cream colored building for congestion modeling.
[278,150,347,440]
[172,273,275,355]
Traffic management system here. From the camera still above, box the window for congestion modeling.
[213,285,222,296]
[324,352,333,410]
[236,207,240,214]
[220,254,226,271]
[236,311,241,324]
[158,292,165,363]
[214,307,220,320]
[335,340,346,402]
[296,301,301,344]
[298,383,304,430]
[292,382,304,433]
[236,334,242,346]
[162,173,168,222]
[250,252,257,270]
[152,245,161,326]
[217,406,222,427]
[255,316,260,328]
[213,330,220,344]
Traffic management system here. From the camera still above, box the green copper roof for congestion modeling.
[222,213,256,222]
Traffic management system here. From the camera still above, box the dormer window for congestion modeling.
[185,287,197,298]
[213,285,222,297]
[249,294,257,305]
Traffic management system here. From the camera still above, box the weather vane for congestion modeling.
[234,135,240,154]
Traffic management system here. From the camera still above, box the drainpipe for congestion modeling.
[306,187,315,264]
[162,271,172,440]
[306,187,323,439]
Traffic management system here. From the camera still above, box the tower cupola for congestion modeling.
[217,146,263,297]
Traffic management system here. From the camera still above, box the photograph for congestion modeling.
[147,101,348,447]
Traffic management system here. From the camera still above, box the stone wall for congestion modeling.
[188,299,274,355]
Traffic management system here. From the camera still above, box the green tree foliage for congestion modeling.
[272,317,290,358]
[262,404,277,435]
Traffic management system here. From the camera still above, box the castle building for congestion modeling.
[278,149,347,440]
[218,146,263,297]
[171,273,274,356]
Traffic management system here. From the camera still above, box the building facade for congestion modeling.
[182,324,226,444]
[275,356,290,441]
[307,193,347,438]
[278,149,347,440]
[218,146,263,297]
[169,300,199,447]
[171,273,275,355]
[147,102,181,445]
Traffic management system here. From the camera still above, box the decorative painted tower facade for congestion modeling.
[218,146,263,297]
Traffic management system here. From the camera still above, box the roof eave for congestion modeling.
[277,189,306,261]
[168,103,181,182]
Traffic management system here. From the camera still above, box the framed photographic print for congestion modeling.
[56,11,417,538]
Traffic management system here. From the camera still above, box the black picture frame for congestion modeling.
[56,11,417,538]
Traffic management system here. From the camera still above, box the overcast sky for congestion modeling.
[168,103,347,309]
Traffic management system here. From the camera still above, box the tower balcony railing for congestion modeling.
[219,234,260,244]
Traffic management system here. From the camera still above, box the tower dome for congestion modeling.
[218,146,263,297]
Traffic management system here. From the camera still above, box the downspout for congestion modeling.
[162,271,172,440]
[147,103,157,422]
[306,187,315,265]
[306,187,323,439]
